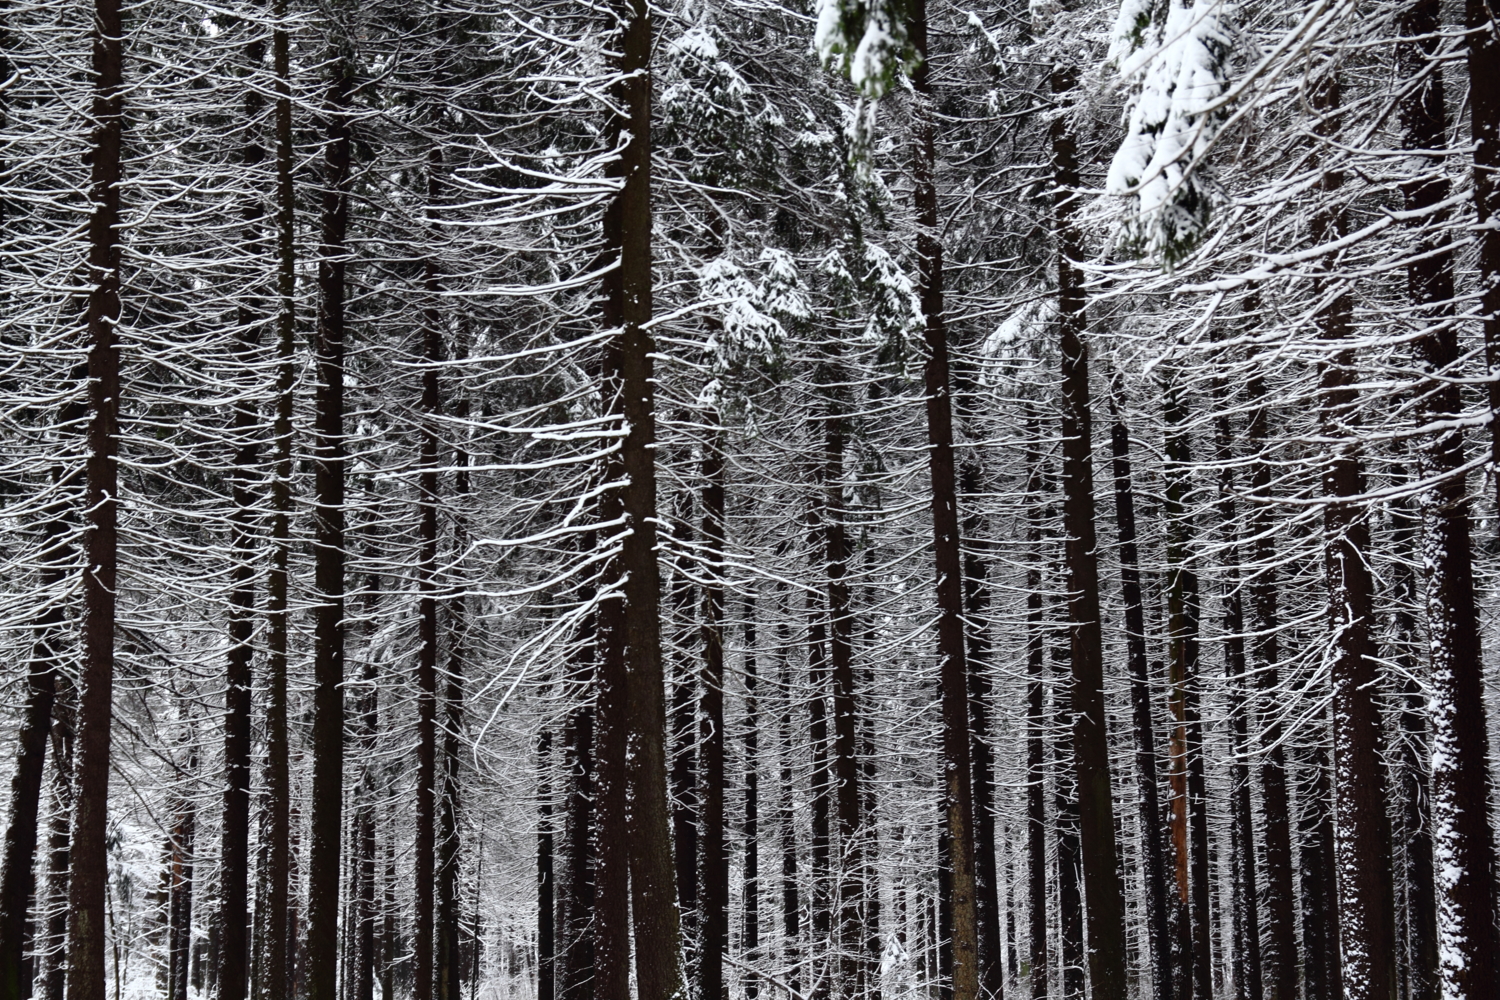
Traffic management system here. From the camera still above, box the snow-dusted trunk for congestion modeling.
[1312,69,1397,1000]
[805,583,832,1000]
[1400,3,1500,995]
[1054,650,1084,1000]
[260,5,296,995]
[558,597,595,1000]
[538,731,555,1000]
[414,146,445,1000]
[1106,391,1171,1000]
[699,432,728,1000]
[65,0,124,991]
[743,597,761,1000]
[307,54,352,1000]
[1244,364,1297,1000]
[1023,420,1048,1000]
[437,641,464,1000]
[1049,46,1128,1000]
[776,614,803,999]
[1212,397,1261,1000]
[669,494,699,951]
[1162,374,1210,1000]
[910,2,979,997]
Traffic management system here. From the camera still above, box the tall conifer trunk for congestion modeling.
[307,54,353,1000]
[1106,391,1171,1000]
[1022,419,1047,1000]
[743,596,761,1000]
[910,3,978,996]
[66,0,124,991]
[1048,42,1127,1000]
[1398,4,1500,995]
[699,433,728,1000]
[538,731,555,1000]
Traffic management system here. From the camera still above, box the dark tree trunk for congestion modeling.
[1049,48,1127,1000]
[960,459,1002,1000]
[260,3,296,995]
[1212,400,1262,1000]
[1466,0,1500,524]
[1388,489,1437,1000]
[414,149,446,1000]
[743,596,761,1000]
[1298,739,1341,1000]
[0,447,78,1000]
[1401,5,1500,995]
[1312,69,1397,1000]
[307,55,353,1000]
[66,0,124,992]
[558,601,595,1000]
[538,731,555,1000]
[37,694,74,1000]
[670,494,699,961]
[1105,390,1171,1000]
[592,550,631,1000]
[1161,375,1211,1000]
[1054,668,1083,1000]
[806,588,832,1000]
[168,787,197,1000]
[1022,419,1047,1000]
[699,434,728,1000]
[776,613,802,999]
[911,5,978,998]
[353,652,380,1000]
[1244,362,1296,1000]
[437,651,463,1000]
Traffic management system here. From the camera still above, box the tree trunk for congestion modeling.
[307,54,353,1000]
[260,2,296,995]
[66,0,124,991]
[1402,5,1500,996]
[743,595,761,1000]
[777,612,802,999]
[1161,374,1211,1000]
[1105,389,1172,1000]
[438,651,463,1000]
[1049,48,1127,1000]
[807,587,832,1000]
[1244,360,1296,1000]
[1022,419,1047,1000]
[1312,68,1397,1000]
[960,460,1002,1000]
[1054,666,1083,1000]
[1298,738,1341,1000]
[414,149,445,1000]
[1466,0,1500,524]
[1212,399,1261,1000]
[0,442,79,1000]
[910,6,978,998]
[37,692,74,1000]
[699,433,728,1000]
[558,601,596,1000]
[538,731,555,1000]
[670,495,699,958]
[1388,489,1437,1000]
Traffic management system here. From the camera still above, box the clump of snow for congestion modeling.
[815,0,917,99]
[1106,0,1232,266]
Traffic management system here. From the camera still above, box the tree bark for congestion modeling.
[910,6,979,998]
[1312,68,1397,1000]
[699,433,728,1000]
[1105,390,1171,1000]
[743,596,761,1000]
[1049,48,1128,1000]
[437,638,464,1000]
[307,54,353,1000]
[558,602,596,1000]
[538,730,555,1000]
[66,0,124,991]
[1401,5,1500,996]
[1244,360,1296,1000]
[1466,0,1500,523]
[670,496,699,957]
[1022,418,1047,1000]
[776,613,803,999]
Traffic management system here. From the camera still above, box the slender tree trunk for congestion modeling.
[1105,389,1171,1000]
[807,587,832,1000]
[414,149,446,1000]
[1054,665,1083,1000]
[1388,488,1437,1000]
[261,4,296,996]
[1212,400,1261,1000]
[437,649,463,1000]
[1400,5,1500,995]
[558,599,596,1000]
[168,784,197,1000]
[744,595,761,1000]
[1049,48,1127,1000]
[1243,360,1296,1000]
[960,460,1002,1000]
[1466,0,1500,521]
[777,613,802,999]
[66,0,124,990]
[307,54,353,1000]
[910,6,978,997]
[1311,68,1397,1000]
[1298,737,1341,1000]
[670,494,700,959]
[1161,375,1211,1000]
[0,450,79,1000]
[538,731,555,1000]
[37,693,74,1000]
[1022,420,1047,1000]
[699,432,728,1000]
